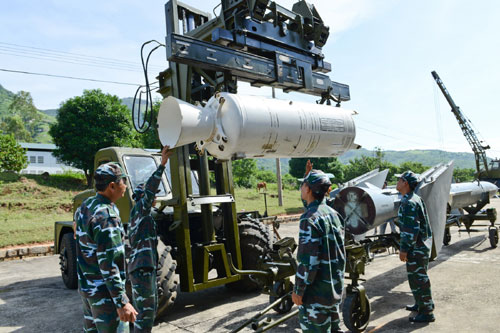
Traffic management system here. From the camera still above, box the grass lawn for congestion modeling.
[0,172,87,247]
[0,172,303,248]
[234,183,303,216]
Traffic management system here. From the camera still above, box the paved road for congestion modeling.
[1,200,500,332]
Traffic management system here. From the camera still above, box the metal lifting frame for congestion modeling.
[157,0,350,292]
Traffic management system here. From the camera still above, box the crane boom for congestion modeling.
[431,70,490,174]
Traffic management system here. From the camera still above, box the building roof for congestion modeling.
[19,142,57,151]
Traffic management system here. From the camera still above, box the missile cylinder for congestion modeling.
[449,181,498,210]
[157,93,357,160]
[333,186,398,235]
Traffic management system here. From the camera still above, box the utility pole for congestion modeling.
[273,87,283,206]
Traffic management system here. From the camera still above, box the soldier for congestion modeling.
[128,146,172,332]
[292,169,346,333]
[75,162,137,332]
[397,171,435,323]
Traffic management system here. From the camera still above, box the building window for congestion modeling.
[29,156,36,164]
[38,156,44,164]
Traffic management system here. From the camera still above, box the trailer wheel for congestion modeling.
[269,280,294,314]
[156,246,179,318]
[443,228,451,246]
[342,290,370,333]
[489,227,498,248]
[59,233,78,289]
[226,218,273,291]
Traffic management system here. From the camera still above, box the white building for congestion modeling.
[19,143,82,175]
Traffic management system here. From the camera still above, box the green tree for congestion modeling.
[256,169,276,183]
[398,161,428,175]
[50,89,137,187]
[289,157,337,178]
[0,115,32,142]
[137,100,162,149]
[327,159,345,183]
[0,132,27,172]
[453,167,476,182]
[232,159,258,188]
[282,173,299,189]
[7,91,42,137]
[343,153,397,182]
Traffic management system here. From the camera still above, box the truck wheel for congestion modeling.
[156,246,179,318]
[226,218,273,291]
[342,290,370,333]
[59,233,78,289]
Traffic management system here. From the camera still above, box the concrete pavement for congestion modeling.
[1,201,500,332]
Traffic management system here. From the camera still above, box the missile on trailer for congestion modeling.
[157,93,359,160]
[449,181,498,210]
[329,168,389,199]
[333,162,454,258]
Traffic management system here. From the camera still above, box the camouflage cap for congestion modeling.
[94,162,128,187]
[400,170,418,189]
[302,169,332,195]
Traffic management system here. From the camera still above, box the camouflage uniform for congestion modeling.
[128,164,165,332]
[295,170,346,333]
[76,163,130,333]
[398,173,434,315]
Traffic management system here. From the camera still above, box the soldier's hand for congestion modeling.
[161,145,173,166]
[399,251,408,262]
[305,159,313,176]
[292,292,303,306]
[117,302,138,322]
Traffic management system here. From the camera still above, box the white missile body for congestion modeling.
[157,93,358,160]
[449,181,498,209]
[333,162,454,257]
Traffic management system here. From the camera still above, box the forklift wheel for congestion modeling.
[443,228,451,246]
[269,280,294,314]
[342,290,370,333]
[489,227,499,248]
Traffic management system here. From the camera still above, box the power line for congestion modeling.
[0,41,165,71]
[0,68,140,86]
[357,126,442,149]
[0,50,147,73]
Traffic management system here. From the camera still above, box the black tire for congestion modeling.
[156,246,179,318]
[59,233,78,289]
[226,218,273,291]
[443,228,451,246]
[342,291,370,333]
[489,227,498,248]
[269,280,294,314]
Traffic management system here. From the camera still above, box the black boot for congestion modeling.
[409,313,435,323]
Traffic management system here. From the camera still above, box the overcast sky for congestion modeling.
[1,0,500,157]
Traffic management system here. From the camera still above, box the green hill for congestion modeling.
[256,158,290,174]
[0,84,15,118]
[338,148,478,170]
[0,84,56,143]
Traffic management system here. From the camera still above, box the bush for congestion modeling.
[0,133,27,172]
[256,169,276,183]
[282,173,299,190]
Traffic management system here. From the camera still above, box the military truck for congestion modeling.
[54,146,276,315]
